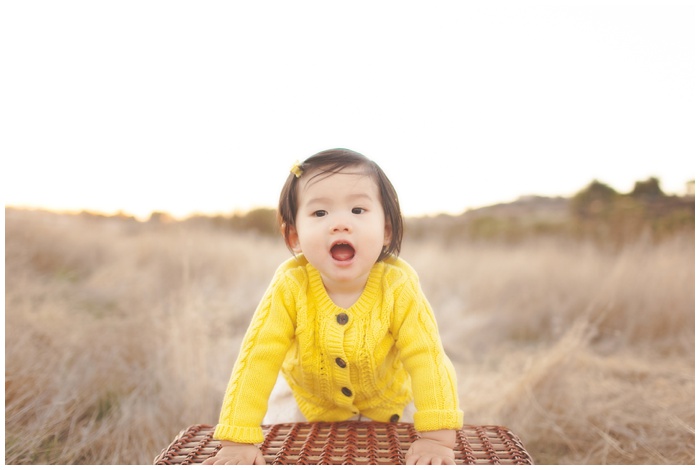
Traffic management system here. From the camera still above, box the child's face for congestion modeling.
[289,165,391,289]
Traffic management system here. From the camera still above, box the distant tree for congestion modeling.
[245,208,278,235]
[148,211,174,224]
[230,208,278,235]
[571,180,619,219]
[630,177,665,200]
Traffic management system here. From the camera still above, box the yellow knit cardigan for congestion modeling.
[213,255,463,444]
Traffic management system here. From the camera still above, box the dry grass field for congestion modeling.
[4,208,694,464]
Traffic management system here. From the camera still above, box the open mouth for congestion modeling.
[331,242,355,261]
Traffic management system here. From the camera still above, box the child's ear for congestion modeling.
[384,222,392,247]
[286,225,302,253]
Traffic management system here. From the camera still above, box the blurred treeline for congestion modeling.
[408,177,694,248]
[82,177,695,248]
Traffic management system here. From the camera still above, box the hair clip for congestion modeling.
[290,161,303,178]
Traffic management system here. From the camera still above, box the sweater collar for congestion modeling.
[306,261,384,314]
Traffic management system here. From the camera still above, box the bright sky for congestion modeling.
[2,0,697,220]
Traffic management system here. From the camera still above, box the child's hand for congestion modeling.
[405,430,457,465]
[202,441,266,465]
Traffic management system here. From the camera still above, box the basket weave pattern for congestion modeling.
[154,422,533,465]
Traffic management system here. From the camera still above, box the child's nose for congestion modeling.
[330,215,352,233]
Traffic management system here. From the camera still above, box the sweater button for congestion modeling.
[390,414,400,423]
[341,387,353,397]
[335,357,347,368]
[336,313,349,325]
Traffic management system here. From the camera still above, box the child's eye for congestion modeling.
[313,210,328,217]
[352,208,366,215]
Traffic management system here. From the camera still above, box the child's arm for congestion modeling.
[210,263,299,450]
[391,280,464,430]
[405,429,456,465]
[389,262,463,464]
[202,441,266,465]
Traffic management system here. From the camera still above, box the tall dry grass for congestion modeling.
[402,235,694,464]
[4,209,695,464]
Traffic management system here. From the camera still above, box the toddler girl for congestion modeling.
[203,149,463,465]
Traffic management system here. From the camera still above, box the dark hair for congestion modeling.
[278,148,403,261]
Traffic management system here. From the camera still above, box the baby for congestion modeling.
[203,149,463,465]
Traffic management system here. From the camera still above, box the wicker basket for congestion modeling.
[154,422,533,465]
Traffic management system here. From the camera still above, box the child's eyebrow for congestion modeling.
[346,193,374,202]
[303,197,332,207]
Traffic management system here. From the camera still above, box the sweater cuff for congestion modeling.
[212,423,264,444]
[413,409,464,432]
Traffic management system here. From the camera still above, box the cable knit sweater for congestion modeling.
[213,255,463,444]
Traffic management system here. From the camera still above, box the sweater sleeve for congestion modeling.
[212,265,297,443]
[392,273,464,432]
